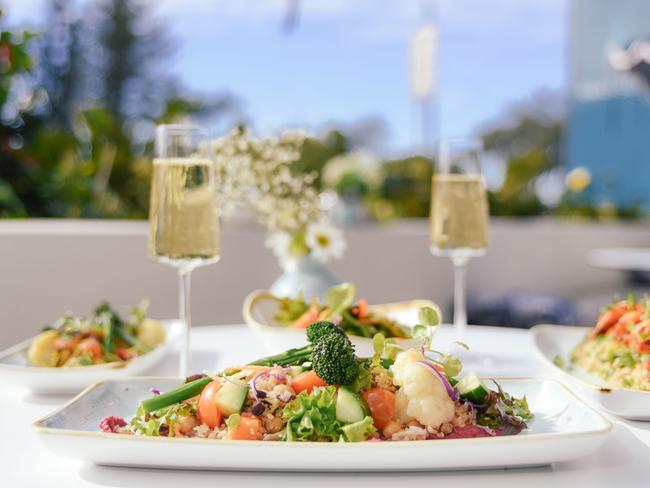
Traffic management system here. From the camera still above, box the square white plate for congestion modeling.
[531,324,650,420]
[33,376,611,472]
[0,321,182,394]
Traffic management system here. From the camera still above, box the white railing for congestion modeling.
[1,218,648,348]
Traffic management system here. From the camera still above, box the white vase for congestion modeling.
[269,255,342,300]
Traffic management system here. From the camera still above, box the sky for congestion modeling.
[6,0,567,154]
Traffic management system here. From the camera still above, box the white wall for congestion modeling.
[1,218,649,349]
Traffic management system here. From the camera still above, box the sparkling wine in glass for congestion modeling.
[149,125,220,377]
[430,138,489,335]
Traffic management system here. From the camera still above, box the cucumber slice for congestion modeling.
[457,371,488,404]
[336,387,367,424]
[215,380,249,416]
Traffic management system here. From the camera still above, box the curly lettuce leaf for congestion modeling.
[130,401,195,436]
[341,416,376,442]
[283,385,342,442]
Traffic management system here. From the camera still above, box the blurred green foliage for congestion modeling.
[0,1,228,218]
[0,2,644,222]
[370,155,433,220]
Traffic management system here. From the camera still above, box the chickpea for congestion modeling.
[382,420,402,439]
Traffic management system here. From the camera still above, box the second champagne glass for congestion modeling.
[149,124,220,378]
[430,138,489,335]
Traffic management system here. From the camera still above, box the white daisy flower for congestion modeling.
[305,222,346,263]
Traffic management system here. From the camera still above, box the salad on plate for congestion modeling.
[570,294,650,391]
[102,309,532,442]
[27,301,165,368]
[274,283,412,339]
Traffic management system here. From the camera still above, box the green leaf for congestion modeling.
[452,341,470,350]
[226,413,241,430]
[418,306,440,327]
[383,340,404,360]
[443,354,463,377]
[283,386,342,442]
[372,333,385,357]
[324,283,356,319]
[341,416,376,442]
[412,324,429,340]
[627,292,636,308]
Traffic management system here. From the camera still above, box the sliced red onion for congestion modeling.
[251,371,287,401]
[251,372,267,400]
[417,360,459,401]
[150,387,161,396]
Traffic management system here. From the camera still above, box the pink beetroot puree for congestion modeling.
[441,425,498,439]
[100,416,127,433]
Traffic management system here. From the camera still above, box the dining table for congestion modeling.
[2,323,649,488]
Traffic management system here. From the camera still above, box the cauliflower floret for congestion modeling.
[390,350,455,429]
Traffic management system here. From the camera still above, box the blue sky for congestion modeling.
[8,0,567,153]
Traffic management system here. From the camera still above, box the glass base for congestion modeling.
[430,246,486,260]
[155,255,220,272]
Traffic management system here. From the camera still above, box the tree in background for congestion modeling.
[37,0,82,129]
[0,8,39,217]
[483,115,563,217]
[0,0,235,218]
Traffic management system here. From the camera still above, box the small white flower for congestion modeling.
[265,232,292,265]
[305,221,346,263]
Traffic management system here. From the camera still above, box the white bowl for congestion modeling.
[0,320,182,395]
[242,290,441,356]
[531,324,650,420]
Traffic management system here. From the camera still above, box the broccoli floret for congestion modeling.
[311,332,359,385]
[249,321,360,387]
[306,320,345,343]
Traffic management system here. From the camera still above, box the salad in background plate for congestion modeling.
[27,301,165,368]
[243,283,440,356]
[570,293,650,391]
[274,283,411,339]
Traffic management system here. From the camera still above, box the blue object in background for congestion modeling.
[567,94,650,207]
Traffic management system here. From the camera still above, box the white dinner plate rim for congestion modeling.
[33,375,613,447]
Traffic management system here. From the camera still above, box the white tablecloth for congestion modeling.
[2,324,649,487]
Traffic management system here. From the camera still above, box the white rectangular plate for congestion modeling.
[0,321,182,394]
[33,376,611,472]
[531,324,650,420]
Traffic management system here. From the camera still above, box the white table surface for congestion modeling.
[2,324,650,488]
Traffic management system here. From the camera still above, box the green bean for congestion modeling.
[140,376,212,413]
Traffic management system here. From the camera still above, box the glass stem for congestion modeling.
[178,268,192,378]
[452,256,469,334]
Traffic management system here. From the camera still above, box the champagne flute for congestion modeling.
[149,125,220,378]
[430,138,489,335]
